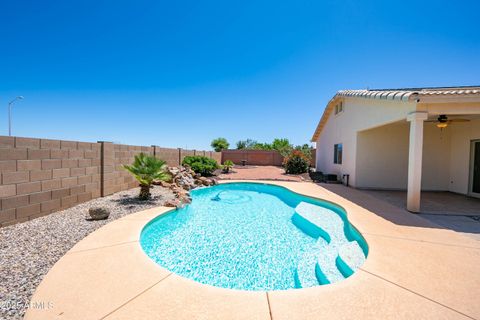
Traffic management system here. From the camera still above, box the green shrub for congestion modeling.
[182,156,219,176]
[283,150,309,174]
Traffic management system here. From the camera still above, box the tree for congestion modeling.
[295,144,313,160]
[236,140,246,149]
[272,138,293,157]
[236,139,257,149]
[252,142,273,150]
[211,137,229,152]
[123,153,171,200]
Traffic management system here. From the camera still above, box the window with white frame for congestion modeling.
[334,143,342,164]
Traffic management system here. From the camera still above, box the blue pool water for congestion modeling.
[140,183,368,291]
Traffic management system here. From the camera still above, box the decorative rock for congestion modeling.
[164,199,180,208]
[87,207,110,220]
[169,166,197,191]
[168,167,180,176]
[180,195,192,205]
[164,165,218,204]
[1,186,176,319]
[154,181,171,188]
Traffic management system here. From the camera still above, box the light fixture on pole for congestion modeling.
[8,96,23,136]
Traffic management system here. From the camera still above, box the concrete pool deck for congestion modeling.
[25,181,480,320]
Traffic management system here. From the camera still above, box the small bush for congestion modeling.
[283,150,309,174]
[182,156,219,176]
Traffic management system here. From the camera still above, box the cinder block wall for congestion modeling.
[114,144,154,194]
[0,136,101,227]
[153,147,180,167]
[0,136,221,227]
[210,151,222,164]
[221,150,284,166]
[220,149,316,166]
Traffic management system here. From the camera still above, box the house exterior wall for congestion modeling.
[449,119,480,194]
[422,123,451,191]
[315,97,416,187]
[355,122,409,189]
[315,96,479,194]
[355,121,451,190]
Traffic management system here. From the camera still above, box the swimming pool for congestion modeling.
[140,182,368,291]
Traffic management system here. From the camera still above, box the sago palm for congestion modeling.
[222,160,234,173]
[123,153,171,200]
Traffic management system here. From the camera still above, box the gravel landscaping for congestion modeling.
[0,186,175,319]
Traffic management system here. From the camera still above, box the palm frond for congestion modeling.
[123,153,171,186]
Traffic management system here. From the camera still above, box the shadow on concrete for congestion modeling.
[319,183,480,239]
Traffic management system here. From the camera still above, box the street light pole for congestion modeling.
[8,96,23,136]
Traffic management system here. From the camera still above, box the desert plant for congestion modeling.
[283,150,309,174]
[123,153,170,200]
[222,160,234,173]
[182,155,219,176]
[211,137,230,152]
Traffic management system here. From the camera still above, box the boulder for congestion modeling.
[164,165,218,204]
[164,199,180,208]
[87,207,110,220]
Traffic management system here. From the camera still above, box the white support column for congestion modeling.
[406,112,428,213]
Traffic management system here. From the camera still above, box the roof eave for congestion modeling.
[310,94,342,142]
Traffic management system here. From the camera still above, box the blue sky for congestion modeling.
[0,0,479,150]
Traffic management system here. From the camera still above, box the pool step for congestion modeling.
[292,202,344,243]
[295,239,329,288]
[292,202,366,286]
[336,241,365,277]
[315,239,345,284]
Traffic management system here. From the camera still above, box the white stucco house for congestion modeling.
[311,86,480,212]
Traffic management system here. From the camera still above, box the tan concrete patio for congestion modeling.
[362,190,480,216]
[25,181,480,320]
[323,185,480,241]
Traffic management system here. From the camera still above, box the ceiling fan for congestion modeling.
[426,114,470,129]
